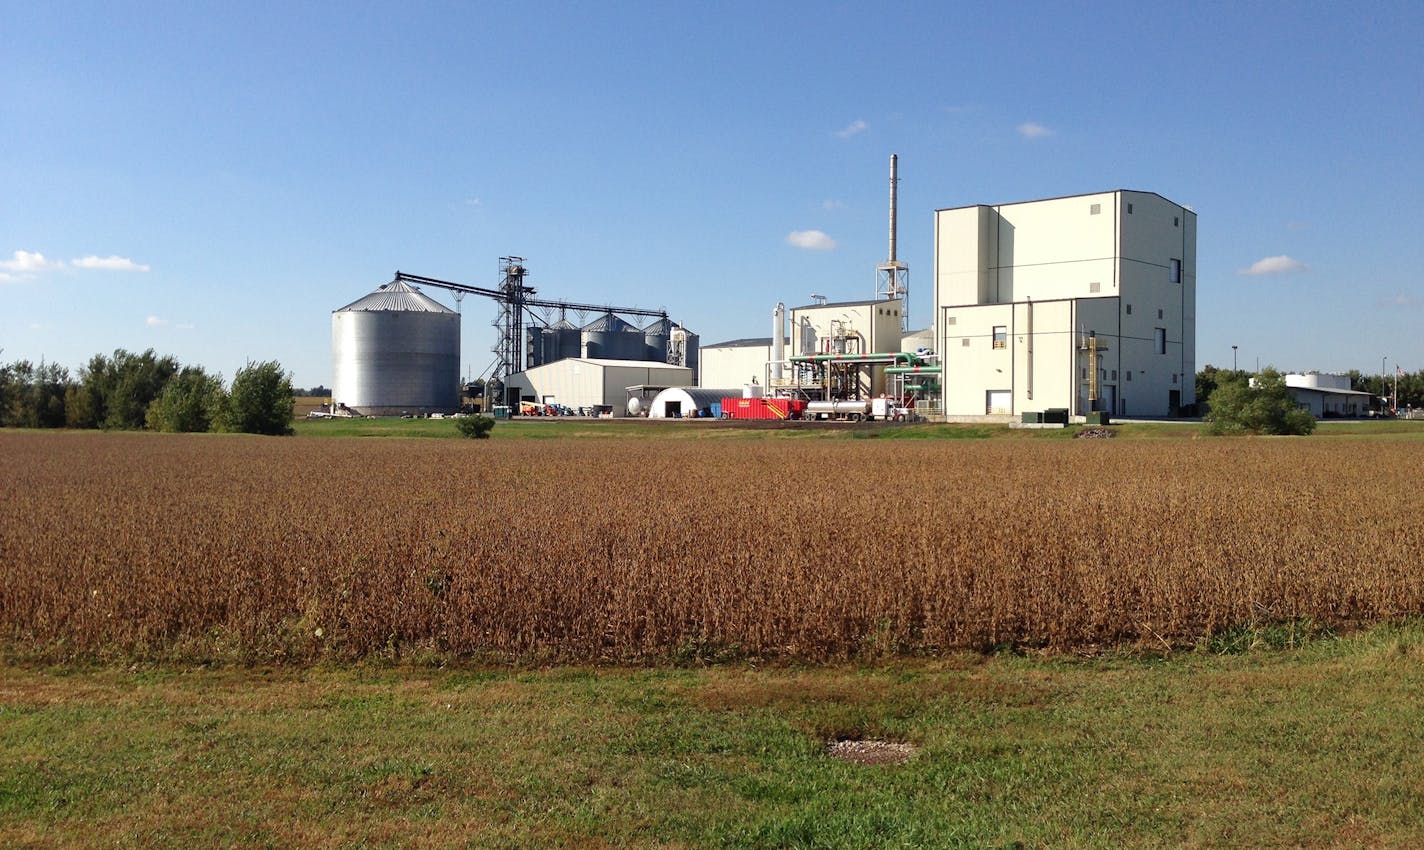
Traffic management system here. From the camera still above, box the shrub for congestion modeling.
[455,415,495,439]
[1205,368,1315,436]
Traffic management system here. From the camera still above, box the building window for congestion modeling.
[1126,304,1132,315]
[1089,281,1101,293]
[1158,308,1164,319]
[961,338,970,347]
[1090,203,1101,215]
[1081,367,1088,379]
[1174,216,1180,227]
[1170,258,1182,283]
[992,326,1007,349]
[1125,371,1132,382]
[1155,328,1166,355]
[946,316,957,325]
[1111,369,1117,380]
[1172,373,1178,385]
[1127,203,1134,214]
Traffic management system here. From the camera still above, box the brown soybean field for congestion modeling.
[2,429,1422,663]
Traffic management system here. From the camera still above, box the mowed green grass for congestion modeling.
[4,624,1424,849]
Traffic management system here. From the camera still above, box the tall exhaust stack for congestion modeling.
[876,154,909,331]
[888,153,898,265]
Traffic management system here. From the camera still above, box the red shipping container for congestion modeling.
[722,397,807,420]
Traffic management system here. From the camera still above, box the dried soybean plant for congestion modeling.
[1,431,1420,663]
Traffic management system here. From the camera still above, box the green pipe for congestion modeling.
[885,365,942,374]
[789,351,927,365]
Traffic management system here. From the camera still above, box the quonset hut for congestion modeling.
[332,280,460,415]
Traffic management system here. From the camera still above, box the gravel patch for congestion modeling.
[825,739,916,766]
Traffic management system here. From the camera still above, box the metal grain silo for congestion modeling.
[642,317,673,363]
[545,319,582,363]
[581,313,639,360]
[332,280,460,415]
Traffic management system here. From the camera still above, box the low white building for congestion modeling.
[1284,373,1374,418]
[505,358,692,416]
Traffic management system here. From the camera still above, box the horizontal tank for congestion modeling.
[332,281,460,415]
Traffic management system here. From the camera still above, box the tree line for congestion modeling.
[0,349,295,435]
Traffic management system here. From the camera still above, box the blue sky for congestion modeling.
[4,1,1421,387]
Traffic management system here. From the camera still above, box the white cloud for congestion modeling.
[464,198,482,207]
[1017,122,1053,139]
[786,230,837,251]
[821,199,845,211]
[1238,255,1308,276]
[833,119,868,139]
[146,316,167,327]
[0,272,16,283]
[1384,294,1416,307]
[0,250,64,273]
[176,321,195,330]
[73,255,151,272]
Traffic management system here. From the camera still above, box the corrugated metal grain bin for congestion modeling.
[332,280,460,416]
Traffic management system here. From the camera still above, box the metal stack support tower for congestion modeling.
[876,153,909,332]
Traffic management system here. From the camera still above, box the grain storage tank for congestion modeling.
[642,317,674,363]
[581,313,641,360]
[545,319,583,363]
[332,280,460,415]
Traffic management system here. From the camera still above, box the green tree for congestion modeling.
[1204,367,1315,435]
[66,349,179,429]
[146,366,227,433]
[220,360,294,435]
[454,415,495,439]
[0,360,71,428]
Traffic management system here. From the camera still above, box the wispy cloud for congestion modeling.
[0,250,65,274]
[73,255,151,272]
[464,198,482,207]
[176,321,196,330]
[833,119,868,139]
[1383,293,1416,307]
[146,316,167,328]
[821,199,845,211]
[786,230,837,251]
[1238,255,1308,276]
[1017,122,1054,139]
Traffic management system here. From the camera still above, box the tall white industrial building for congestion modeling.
[935,190,1196,418]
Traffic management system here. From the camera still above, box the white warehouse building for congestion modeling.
[505,358,692,416]
[935,190,1196,418]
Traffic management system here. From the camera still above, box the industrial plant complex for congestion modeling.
[328,158,1199,423]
